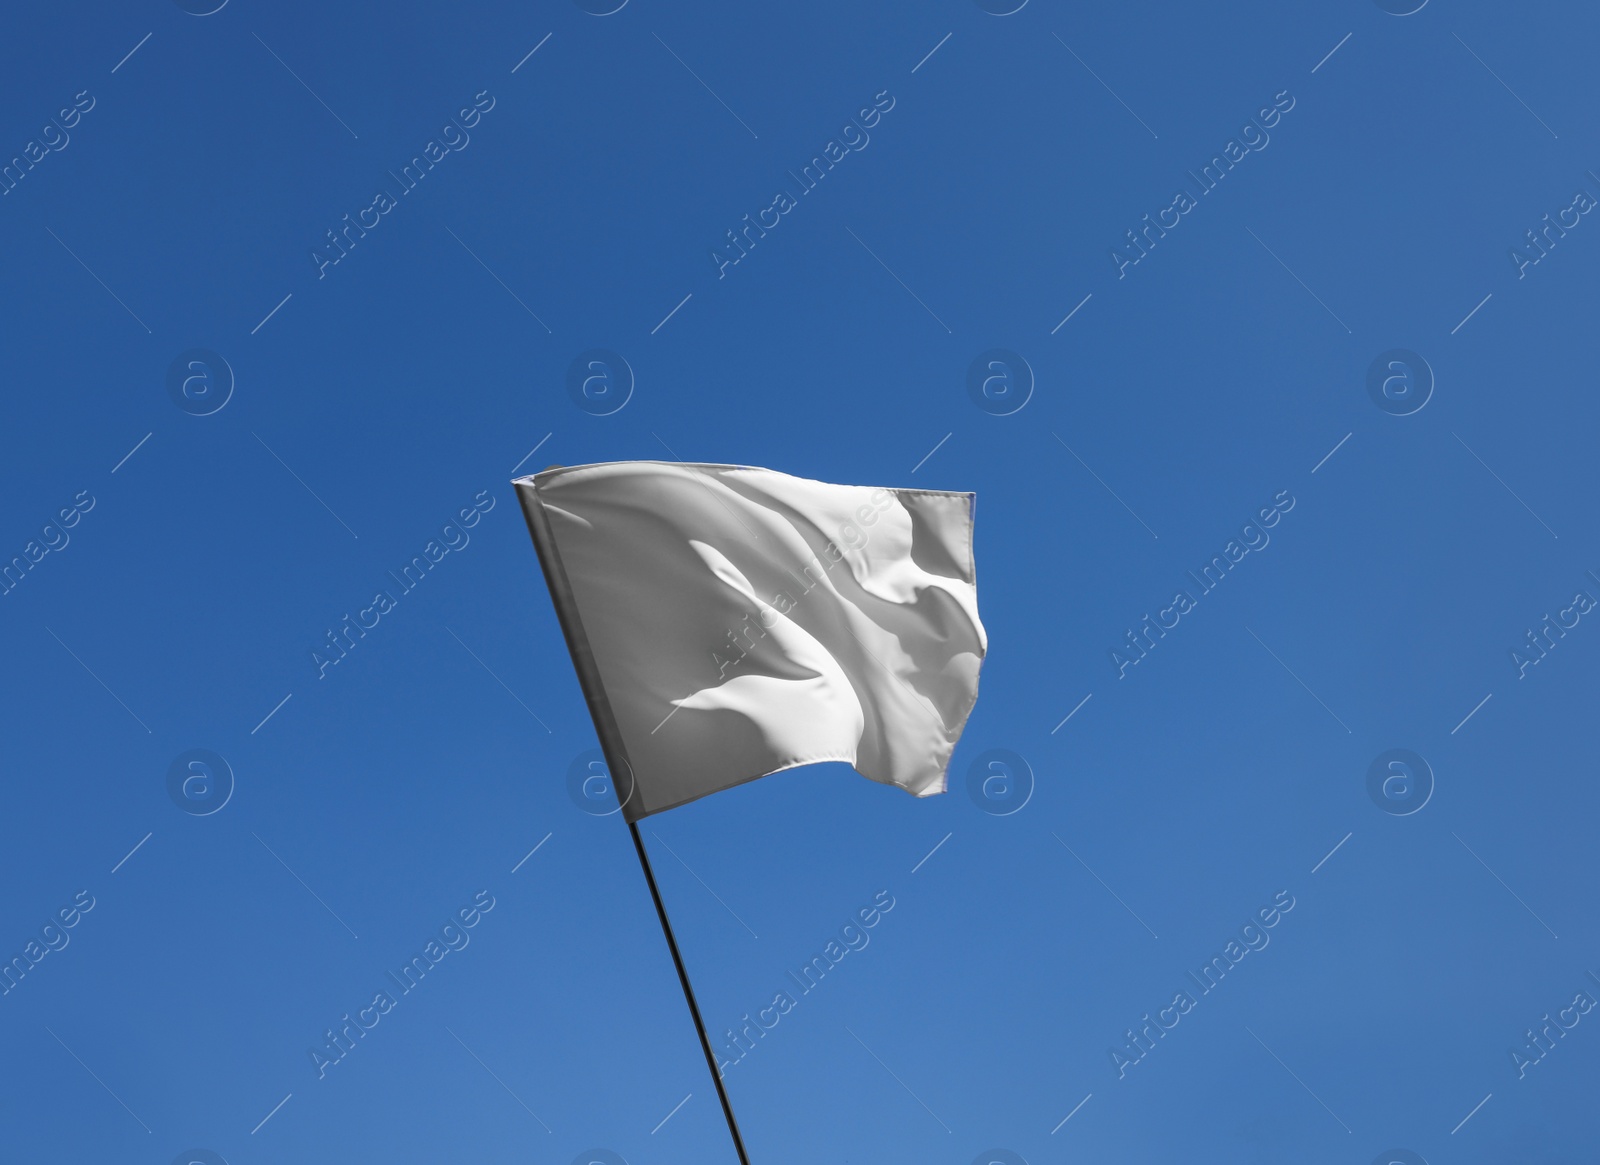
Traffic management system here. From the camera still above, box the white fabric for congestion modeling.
[517,461,986,819]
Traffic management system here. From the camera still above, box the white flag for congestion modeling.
[516,461,986,821]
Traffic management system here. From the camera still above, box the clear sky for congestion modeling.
[2,1,1598,1163]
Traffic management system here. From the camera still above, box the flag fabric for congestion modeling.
[516,461,987,822]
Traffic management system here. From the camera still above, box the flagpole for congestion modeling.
[515,473,754,1164]
[626,820,754,1165]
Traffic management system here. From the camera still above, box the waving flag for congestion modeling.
[516,461,986,821]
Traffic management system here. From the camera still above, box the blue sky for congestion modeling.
[2,1,1598,1162]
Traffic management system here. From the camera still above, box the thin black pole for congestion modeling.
[517,475,752,1162]
[627,820,753,1165]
